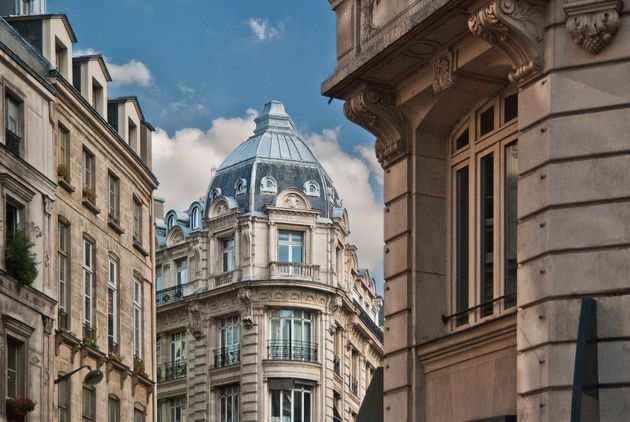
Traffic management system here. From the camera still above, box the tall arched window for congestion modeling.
[450,90,518,328]
[167,214,176,231]
[191,207,200,229]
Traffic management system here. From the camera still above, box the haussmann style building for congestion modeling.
[322,0,630,421]
[1,1,158,421]
[154,100,384,422]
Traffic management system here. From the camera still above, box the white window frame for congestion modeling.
[83,148,95,191]
[133,278,143,359]
[176,259,188,285]
[170,396,186,422]
[108,173,120,223]
[58,221,69,311]
[270,385,312,422]
[170,331,186,362]
[133,197,142,243]
[82,238,95,327]
[220,385,240,422]
[222,238,235,273]
[108,257,119,346]
[278,230,304,264]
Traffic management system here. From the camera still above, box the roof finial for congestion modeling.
[254,100,296,135]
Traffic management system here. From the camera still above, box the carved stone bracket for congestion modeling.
[432,50,457,93]
[564,0,623,55]
[468,0,546,83]
[343,84,410,167]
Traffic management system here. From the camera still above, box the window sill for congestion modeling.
[108,218,125,235]
[82,198,100,215]
[58,178,76,193]
[133,239,149,257]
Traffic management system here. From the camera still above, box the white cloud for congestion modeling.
[247,18,283,41]
[178,83,195,95]
[108,60,152,87]
[73,47,100,56]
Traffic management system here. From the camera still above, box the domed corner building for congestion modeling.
[154,100,384,422]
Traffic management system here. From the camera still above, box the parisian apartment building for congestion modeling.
[0,1,158,421]
[323,0,630,421]
[154,100,384,422]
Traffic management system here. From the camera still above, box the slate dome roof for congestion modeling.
[206,100,342,218]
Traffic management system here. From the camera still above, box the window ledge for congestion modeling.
[133,239,149,257]
[58,178,75,193]
[82,198,101,215]
[108,218,125,235]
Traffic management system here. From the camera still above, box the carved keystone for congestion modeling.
[564,0,623,55]
[468,0,546,83]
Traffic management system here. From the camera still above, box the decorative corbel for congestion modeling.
[468,0,546,83]
[343,84,410,167]
[564,0,623,55]
[432,50,457,94]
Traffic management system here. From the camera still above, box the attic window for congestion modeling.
[128,118,138,148]
[210,188,222,202]
[191,207,201,229]
[55,39,68,77]
[303,180,320,197]
[167,215,176,230]
[234,178,247,196]
[260,176,277,195]
[92,79,103,114]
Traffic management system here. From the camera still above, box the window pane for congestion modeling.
[304,392,311,422]
[480,154,494,316]
[279,231,289,241]
[282,391,292,419]
[271,391,280,419]
[504,94,518,123]
[504,143,518,308]
[455,127,469,151]
[455,167,469,326]
[279,245,289,262]
[294,390,303,422]
[480,106,494,137]
[291,246,303,264]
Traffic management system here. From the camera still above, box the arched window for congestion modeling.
[450,90,518,328]
[303,180,320,197]
[260,175,277,195]
[191,207,200,229]
[167,214,176,230]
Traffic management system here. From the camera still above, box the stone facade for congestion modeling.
[0,5,158,422]
[323,0,630,421]
[155,101,384,421]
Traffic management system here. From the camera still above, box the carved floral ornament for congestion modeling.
[564,0,623,55]
[468,0,546,83]
[343,85,410,167]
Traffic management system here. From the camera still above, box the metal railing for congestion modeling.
[156,284,188,306]
[269,262,320,281]
[83,322,96,343]
[333,353,341,375]
[58,309,69,331]
[108,337,119,355]
[349,376,358,395]
[214,344,241,368]
[5,129,21,156]
[267,340,318,362]
[352,299,384,343]
[156,360,187,382]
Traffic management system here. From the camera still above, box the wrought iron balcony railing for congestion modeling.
[5,129,21,156]
[83,322,96,344]
[58,309,69,331]
[108,336,119,355]
[156,360,187,382]
[352,299,384,343]
[156,284,188,306]
[349,376,358,395]
[214,344,241,368]
[267,340,318,362]
[269,262,320,281]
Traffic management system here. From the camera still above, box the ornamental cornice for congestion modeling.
[343,84,410,168]
[564,0,623,54]
[468,0,546,83]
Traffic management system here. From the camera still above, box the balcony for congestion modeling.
[267,340,318,362]
[108,336,119,355]
[5,129,21,156]
[213,270,236,288]
[157,360,187,382]
[82,322,96,344]
[213,344,241,368]
[353,299,384,343]
[349,376,358,395]
[156,284,188,306]
[269,262,320,281]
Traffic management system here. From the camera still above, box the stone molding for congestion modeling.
[564,0,623,55]
[343,84,410,167]
[468,0,546,83]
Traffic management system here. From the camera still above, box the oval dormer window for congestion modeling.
[260,176,277,195]
[234,178,247,196]
[210,187,222,202]
[303,180,320,197]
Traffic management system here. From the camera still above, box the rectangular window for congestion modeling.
[108,258,119,353]
[271,385,311,422]
[108,173,120,223]
[108,397,120,422]
[480,154,494,317]
[133,278,143,359]
[92,78,103,113]
[455,167,469,326]
[133,198,142,243]
[6,337,24,398]
[269,309,314,361]
[479,105,495,137]
[58,221,70,328]
[58,124,70,177]
[83,238,95,327]
[58,377,69,422]
[134,409,145,422]
[170,331,186,362]
[83,148,95,195]
[5,198,23,238]
[220,385,240,422]
[504,94,518,123]
[82,387,95,422]
[504,143,518,308]
[170,397,186,422]
[156,265,163,291]
[128,118,138,147]
[5,91,23,156]
[278,231,304,264]
[176,259,188,285]
[218,316,240,366]
[222,238,235,272]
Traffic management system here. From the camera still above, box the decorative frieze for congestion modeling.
[564,0,623,55]
[343,84,410,167]
[468,0,546,83]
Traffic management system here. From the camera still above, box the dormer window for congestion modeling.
[234,178,247,196]
[260,176,277,195]
[167,215,176,230]
[191,207,200,229]
[210,188,222,202]
[303,180,320,197]
[55,39,68,77]
[128,118,138,148]
[92,79,103,114]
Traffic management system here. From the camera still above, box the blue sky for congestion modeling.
[52,0,385,289]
